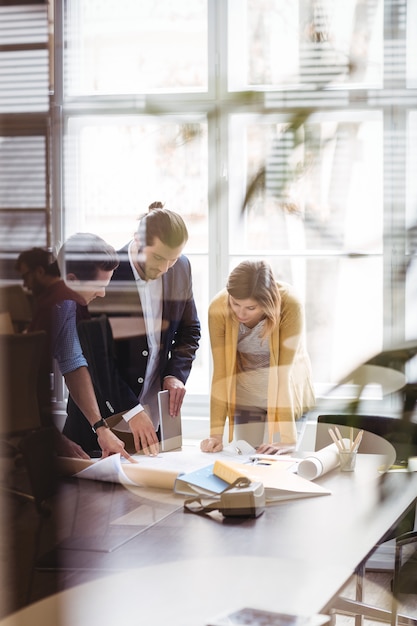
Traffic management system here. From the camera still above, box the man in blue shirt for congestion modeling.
[17,238,134,461]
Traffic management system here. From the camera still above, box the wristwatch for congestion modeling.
[92,418,109,433]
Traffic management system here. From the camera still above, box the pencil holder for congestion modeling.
[339,449,357,472]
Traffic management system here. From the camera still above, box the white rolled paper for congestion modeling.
[298,439,351,480]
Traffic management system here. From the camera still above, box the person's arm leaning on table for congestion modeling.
[53,430,90,459]
[54,300,134,461]
[201,293,229,453]
[122,404,160,456]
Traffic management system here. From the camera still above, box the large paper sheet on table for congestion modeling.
[58,444,255,490]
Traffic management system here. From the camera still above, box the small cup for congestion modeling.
[339,449,357,472]
[408,457,417,472]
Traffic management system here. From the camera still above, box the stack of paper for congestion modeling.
[210,459,331,502]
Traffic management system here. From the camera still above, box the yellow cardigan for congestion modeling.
[209,282,315,445]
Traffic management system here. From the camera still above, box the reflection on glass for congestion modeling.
[228,0,383,89]
[65,0,208,95]
[228,108,384,386]
[229,113,383,254]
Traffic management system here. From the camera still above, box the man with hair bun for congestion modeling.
[111,202,201,455]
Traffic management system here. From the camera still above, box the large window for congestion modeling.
[57,0,417,423]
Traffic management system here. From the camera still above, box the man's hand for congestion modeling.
[163,376,186,417]
[54,431,90,459]
[128,410,159,456]
[200,435,223,453]
[96,427,135,462]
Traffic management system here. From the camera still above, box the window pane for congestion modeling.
[229,112,383,254]
[65,0,208,96]
[228,0,383,89]
[64,116,208,251]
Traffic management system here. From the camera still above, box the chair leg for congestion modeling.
[355,564,365,626]
[391,540,403,626]
[333,596,416,625]
[333,559,417,626]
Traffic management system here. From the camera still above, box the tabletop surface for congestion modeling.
[2,447,416,626]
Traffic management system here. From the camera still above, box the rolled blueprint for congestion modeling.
[297,440,350,480]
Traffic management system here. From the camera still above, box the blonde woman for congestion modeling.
[201,260,315,454]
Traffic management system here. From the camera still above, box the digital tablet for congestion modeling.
[158,390,182,452]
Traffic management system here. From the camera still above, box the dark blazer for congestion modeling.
[110,245,201,397]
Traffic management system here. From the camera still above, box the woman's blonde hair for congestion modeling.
[226,260,281,337]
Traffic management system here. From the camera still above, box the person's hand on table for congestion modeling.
[97,426,136,462]
[163,376,186,417]
[128,410,160,456]
[54,431,90,459]
[256,443,296,455]
[200,435,223,453]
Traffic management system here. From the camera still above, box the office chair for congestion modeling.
[391,530,417,619]
[0,330,46,470]
[316,415,417,626]
[0,331,46,433]
[316,414,417,466]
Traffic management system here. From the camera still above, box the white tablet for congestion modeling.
[158,390,182,452]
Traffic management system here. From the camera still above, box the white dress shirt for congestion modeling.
[122,242,163,429]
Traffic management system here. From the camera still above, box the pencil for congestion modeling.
[352,430,364,453]
[328,428,344,452]
[335,427,347,450]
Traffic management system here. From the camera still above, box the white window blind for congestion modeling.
[0,2,50,278]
